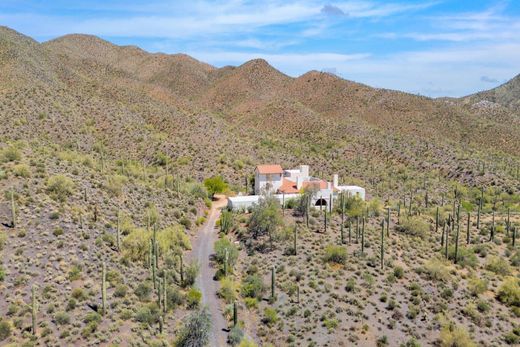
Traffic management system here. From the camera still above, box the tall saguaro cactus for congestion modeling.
[233,301,238,327]
[101,262,107,316]
[435,207,439,233]
[31,285,37,335]
[10,189,16,228]
[271,266,276,299]
[454,218,460,264]
[380,219,385,269]
[386,207,390,237]
[361,217,365,256]
[293,225,297,255]
[340,193,345,244]
[116,209,121,252]
[466,212,471,245]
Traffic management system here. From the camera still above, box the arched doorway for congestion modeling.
[315,198,327,207]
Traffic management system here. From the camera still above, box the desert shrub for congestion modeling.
[439,318,476,347]
[218,278,238,304]
[183,261,199,287]
[215,237,239,269]
[104,175,127,196]
[189,182,208,200]
[0,146,21,162]
[68,265,82,281]
[13,164,30,177]
[167,286,184,309]
[186,288,202,308]
[228,326,244,346]
[248,195,284,239]
[323,245,347,265]
[467,277,488,296]
[157,225,192,253]
[71,288,87,301]
[0,320,11,341]
[238,338,258,347]
[241,274,265,300]
[421,258,451,282]
[54,312,70,325]
[504,328,520,345]
[175,308,212,347]
[446,246,478,268]
[114,284,127,298]
[46,175,74,201]
[393,266,404,279]
[0,265,5,282]
[344,195,365,217]
[180,217,192,229]
[485,256,511,276]
[122,228,149,261]
[135,303,160,326]
[497,277,520,307]
[262,307,278,326]
[398,216,429,237]
[134,282,152,302]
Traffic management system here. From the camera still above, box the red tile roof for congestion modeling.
[302,179,327,190]
[278,179,300,194]
[256,164,284,174]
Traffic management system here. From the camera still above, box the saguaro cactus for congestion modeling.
[293,225,297,255]
[116,209,121,251]
[513,225,516,247]
[179,255,184,285]
[340,193,345,244]
[386,207,390,237]
[101,262,107,316]
[31,285,37,335]
[435,207,439,233]
[233,301,238,327]
[324,209,327,233]
[397,202,401,224]
[454,219,460,264]
[224,248,229,276]
[361,217,365,256]
[10,189,16,228]
[466,212,471,245]
[380,219,385,269]
[271,266,276,299]
[152,253,157,289]
[348,219,352,244]
[476,197,482,230]
[490,201,496,241]
[163,275,167,313]
[445,219,450,259]
[506,208,511,236]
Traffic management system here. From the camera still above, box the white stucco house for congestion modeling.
[228,164,365,211]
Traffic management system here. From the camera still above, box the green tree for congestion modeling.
[248,195,283,244]
[204,176,228,198]
[176,308,212,347]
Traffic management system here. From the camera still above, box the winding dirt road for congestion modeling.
[191,195,228,346]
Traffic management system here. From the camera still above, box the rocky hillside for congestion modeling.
[0,24,520,346]
[462,74,520,113]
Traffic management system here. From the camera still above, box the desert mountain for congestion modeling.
[1,25,520,347]
[1,26,519,193]
[462,74,520,112]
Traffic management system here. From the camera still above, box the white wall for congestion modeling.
[255,173,282,194]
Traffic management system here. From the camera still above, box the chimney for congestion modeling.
[327,181,332,190]
[300,165,309,179]
[296,176,303,189]
[333,174,339,188]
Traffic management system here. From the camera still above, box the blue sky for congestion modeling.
[1,0,520,97]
